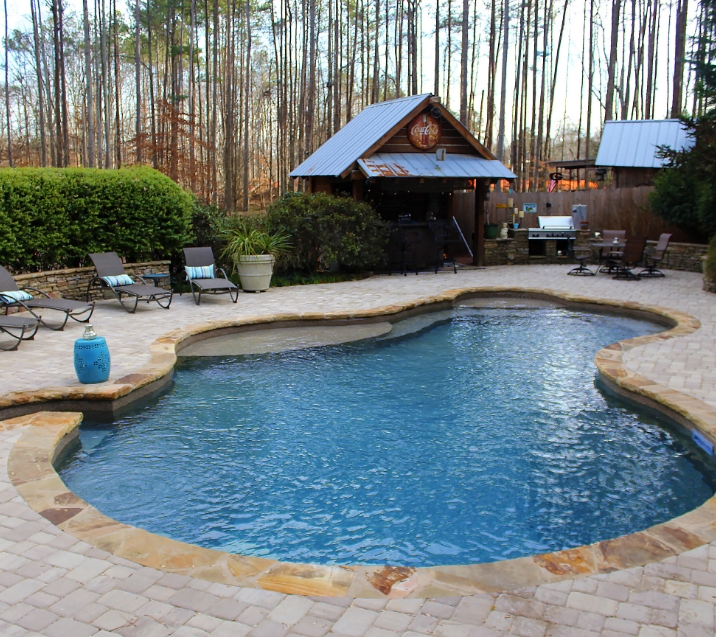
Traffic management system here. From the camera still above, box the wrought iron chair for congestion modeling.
[567,240,595,276]
[612,237,648,281]
[639,233,672,278]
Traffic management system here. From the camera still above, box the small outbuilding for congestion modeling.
[595,119,693,188]
[290,94,515,266]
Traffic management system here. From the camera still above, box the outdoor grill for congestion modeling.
[528,216,577,239]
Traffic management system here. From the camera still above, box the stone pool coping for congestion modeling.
[4,286,716,599]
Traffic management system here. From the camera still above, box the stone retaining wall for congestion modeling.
[12,261,172,301]
[484,231,707,272]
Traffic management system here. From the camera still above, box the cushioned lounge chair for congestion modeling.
[639,233,672,278]
[0,315,39,351]
[183,247,238,305]
[87,252,173,313]
[0,265,94,330]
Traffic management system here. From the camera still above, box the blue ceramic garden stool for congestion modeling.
[74,326,111,384]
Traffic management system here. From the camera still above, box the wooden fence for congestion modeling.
[484,187,697,243]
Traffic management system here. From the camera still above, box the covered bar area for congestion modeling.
[290,94,515,269]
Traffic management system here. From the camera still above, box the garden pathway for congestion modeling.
[0,265,715,636]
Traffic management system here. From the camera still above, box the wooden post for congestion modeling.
[474,180,486,266]
[352,179,364,201]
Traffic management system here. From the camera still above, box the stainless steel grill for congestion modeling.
[528,216,577,240]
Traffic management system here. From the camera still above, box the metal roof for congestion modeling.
[595,119,693,168]
[357,153,516,179]
[290,94,431,178]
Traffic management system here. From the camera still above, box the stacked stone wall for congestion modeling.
[12,261,171,301]
[483,232,706,273]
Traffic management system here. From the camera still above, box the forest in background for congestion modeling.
[0,0,709,208]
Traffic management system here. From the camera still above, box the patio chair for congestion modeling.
[639,233,672,278]
[612,237,648,281]
[87,252,173,313]
[0,315,39,351]
[567,241,595,276]
[183,247,238,305]
[0,265,94,330]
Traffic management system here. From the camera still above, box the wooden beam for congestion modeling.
[474,180,486,266]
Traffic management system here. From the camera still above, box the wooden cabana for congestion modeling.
[290,94,515,266]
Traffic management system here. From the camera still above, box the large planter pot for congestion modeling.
[484,224,500,240]
[237,255,275,292]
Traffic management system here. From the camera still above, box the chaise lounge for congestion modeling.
[0,315,39,351]
[183,247,239,305]
[0,265,94,330]
[87,252,173,313]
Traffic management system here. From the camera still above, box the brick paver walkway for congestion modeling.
[1,265,715,636]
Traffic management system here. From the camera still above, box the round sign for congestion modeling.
[407,112,441,150]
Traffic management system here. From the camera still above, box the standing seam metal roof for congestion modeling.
[595,120,694,168]
[358,153,516,179]
[289,94,431,178]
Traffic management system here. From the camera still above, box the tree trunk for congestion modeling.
[31,0,47,166]
[670,0,688,116]
[604,0,621,121]
[496,0,509,161]
[459,0,469,122]
[3,0,11,167]
[134,0,141,164]
[243,0,251,211]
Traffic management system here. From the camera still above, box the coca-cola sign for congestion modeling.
[407,112,441,150]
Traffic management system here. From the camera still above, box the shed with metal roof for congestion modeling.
[595,119,693,188]
[291,94,515,267]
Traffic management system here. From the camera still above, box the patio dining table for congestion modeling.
[592,241,626,273]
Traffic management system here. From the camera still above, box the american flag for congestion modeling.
[547,179,558,193]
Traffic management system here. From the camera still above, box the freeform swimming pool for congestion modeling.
[58,301,716,567]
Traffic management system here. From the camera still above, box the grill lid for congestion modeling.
[537,216,574,230]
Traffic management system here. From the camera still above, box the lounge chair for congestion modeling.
[567,240,595,276]
[0,265,94,330]
[639,233,672,278]
[87,252,173,313]
[612,237,648,281]
[0,315,39,351]
[183,247,238,305]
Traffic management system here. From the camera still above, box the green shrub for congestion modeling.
[706,235,716,281]
[0,167,194,272]
[650,115,716,242]
[266,192,388,273]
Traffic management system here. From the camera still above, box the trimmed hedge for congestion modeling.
[0,167,194,272]
[266,192,388,273]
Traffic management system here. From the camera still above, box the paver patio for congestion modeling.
[1,264,715,636]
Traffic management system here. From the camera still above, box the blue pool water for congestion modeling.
[59,305,716,567]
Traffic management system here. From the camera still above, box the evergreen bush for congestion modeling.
[266,192,388,273]
[0,167,194,272]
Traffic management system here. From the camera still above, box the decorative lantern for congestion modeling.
[74,325,111,384]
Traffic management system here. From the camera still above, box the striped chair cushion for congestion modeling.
[101,274,134,287]
[0,290,33,303]
[186,265,215,280]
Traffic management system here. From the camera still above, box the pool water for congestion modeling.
[59,305,716,567]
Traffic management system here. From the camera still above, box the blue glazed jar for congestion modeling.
[74,326,111,384]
